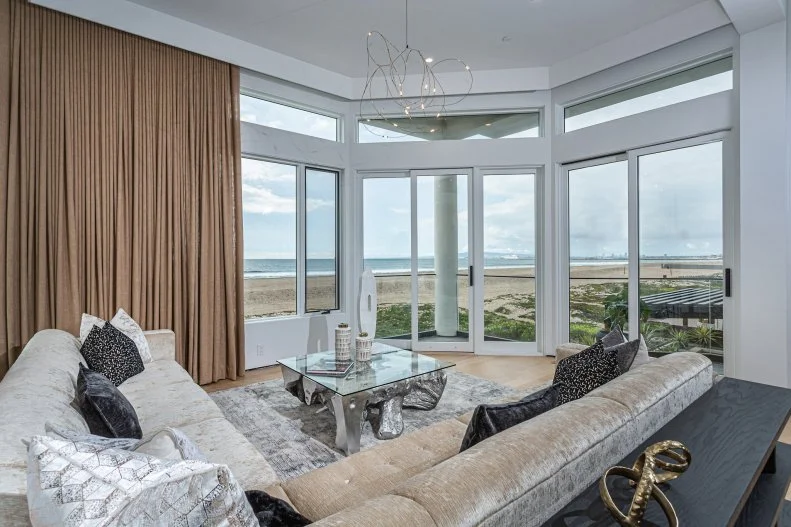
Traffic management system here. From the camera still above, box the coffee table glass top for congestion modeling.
[277,344,455,396]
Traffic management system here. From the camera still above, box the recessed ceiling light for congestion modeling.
[425,57,434,63]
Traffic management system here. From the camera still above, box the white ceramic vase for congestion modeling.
[335,325,351,361]
[356,335,373,362]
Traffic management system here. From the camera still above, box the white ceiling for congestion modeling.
[125,0,720,77]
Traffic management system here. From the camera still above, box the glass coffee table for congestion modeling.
[278,344,455,455]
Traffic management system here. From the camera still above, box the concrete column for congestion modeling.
[434,175,459,337]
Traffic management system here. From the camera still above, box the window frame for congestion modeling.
[560,53,733,134]
[240,89,343,142]
[241,154,343,321]
[304,166,341,314]
[356,107,544,143]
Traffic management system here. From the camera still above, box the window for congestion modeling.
[305,168,339,312]
[240,94,339,141]
[358,111,540,143]
[567,159,629,344]
[564,57,733,132]
[242,159,298,318]
[242,157,341,319]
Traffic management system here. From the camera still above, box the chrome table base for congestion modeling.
[280,366,448,455]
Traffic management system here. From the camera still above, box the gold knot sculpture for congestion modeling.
[599,440,692,526]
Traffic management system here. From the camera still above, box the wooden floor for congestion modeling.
[203,352,557,394]
[204,352,791,497]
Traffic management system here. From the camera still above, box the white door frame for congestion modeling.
[474,167,542,356]
[558,154,628,346]
[628,132,732,369]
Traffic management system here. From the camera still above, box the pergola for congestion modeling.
[642,288,724,326]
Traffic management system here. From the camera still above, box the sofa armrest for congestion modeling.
[144,330,175,362]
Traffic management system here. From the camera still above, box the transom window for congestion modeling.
[240,94,339,141]
[358,111,540,143]
[564,56,733,132]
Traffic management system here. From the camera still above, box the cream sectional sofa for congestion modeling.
[0,329,280,526]
[0,328,713,527]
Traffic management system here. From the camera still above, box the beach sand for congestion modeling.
[244,261,723,320]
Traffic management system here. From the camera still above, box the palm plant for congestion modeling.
[689,324,723,350]
[664,327,690,352]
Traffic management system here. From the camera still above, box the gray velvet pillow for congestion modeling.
[459,383,563,452]
[600,326,627,348]
[77,364,143,439]
[605,338,641,373]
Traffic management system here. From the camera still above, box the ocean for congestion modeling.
[247,255,532,279]
[243,255,721,279]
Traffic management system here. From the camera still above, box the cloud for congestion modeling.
[242,184,296,215]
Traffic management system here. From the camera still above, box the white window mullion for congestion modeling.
[296,164,307,315]
[627,152,640,338]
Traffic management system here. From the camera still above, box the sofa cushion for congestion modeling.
[310,495,436,527]
[391,396,633,527]
[584,351,712,417]
[0,330,88,469]
[459,384,563,452]
[80,323,144,386]
[118,362,224,431]
[179,417,280,491]
[77,364,143,438]
[631,335,652,368]
[553,342,620,404]
[280,418,467,521]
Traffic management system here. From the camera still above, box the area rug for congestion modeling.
[210,371,523,481]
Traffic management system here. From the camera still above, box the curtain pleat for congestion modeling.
[0,0,245,384]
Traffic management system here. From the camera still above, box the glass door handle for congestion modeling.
[725,268,731,297]
[469,266,474,287]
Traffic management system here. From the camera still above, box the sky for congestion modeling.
[240,72,729,262]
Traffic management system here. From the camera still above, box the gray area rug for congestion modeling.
[210,371,520,481]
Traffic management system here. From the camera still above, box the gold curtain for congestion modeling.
[0,0,245,384]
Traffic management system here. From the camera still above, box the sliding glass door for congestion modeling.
[635,141,725,360]
[361,168,539,354]
[361,171,473,352]
[563,135,730,371]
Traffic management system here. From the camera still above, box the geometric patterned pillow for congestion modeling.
[45,424,207,462]
[553,341,621,404]
[26,436,257,527]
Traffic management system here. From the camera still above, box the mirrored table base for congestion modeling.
[280,367,448,455]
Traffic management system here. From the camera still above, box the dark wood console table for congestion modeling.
[544,377,791,527]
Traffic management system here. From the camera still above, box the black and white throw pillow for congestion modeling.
[553,341,620,404]
[605,338,641,373]
[459,383,564,452]
[80,323,144,386]
[77,364,143,439]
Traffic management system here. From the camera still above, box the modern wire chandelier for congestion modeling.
[359,0,474,139]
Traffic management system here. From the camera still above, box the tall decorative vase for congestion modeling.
[356,333,373,362]
[335,323,351,361]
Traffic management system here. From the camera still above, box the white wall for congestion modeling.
[736,21,789,387]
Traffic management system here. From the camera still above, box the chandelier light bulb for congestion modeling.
[425,57,434,63]
[430,129,436,133]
